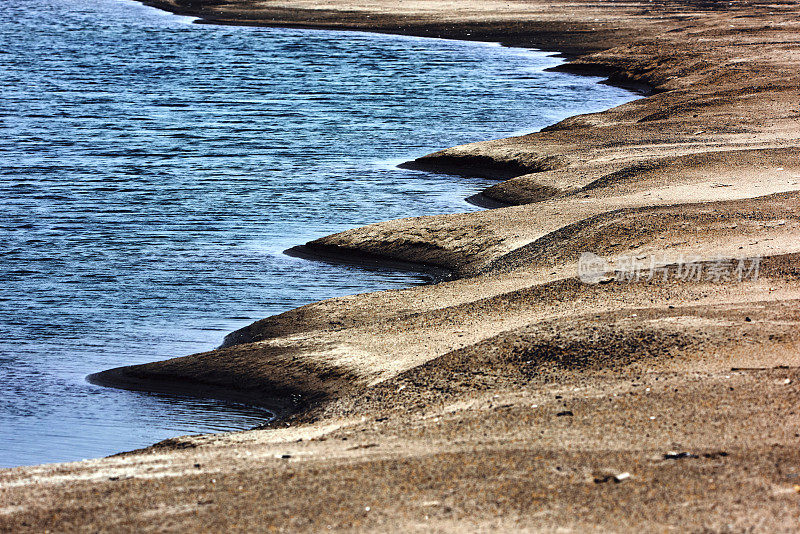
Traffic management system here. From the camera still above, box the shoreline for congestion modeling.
[89,17,639,411]
[5,1,800,531]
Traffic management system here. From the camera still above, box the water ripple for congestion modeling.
[0,0,637,467]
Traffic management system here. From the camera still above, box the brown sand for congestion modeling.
[3,1,800,531]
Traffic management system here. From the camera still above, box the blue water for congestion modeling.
[0,0,637,467]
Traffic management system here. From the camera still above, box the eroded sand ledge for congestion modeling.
[4,1,800,531]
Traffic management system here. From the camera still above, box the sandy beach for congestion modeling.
[3,0,800,531]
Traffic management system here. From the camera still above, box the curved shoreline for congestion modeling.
[92,0,800,434]
[6,1,800,531]
[84,21,607,416]
[88,14,643,413]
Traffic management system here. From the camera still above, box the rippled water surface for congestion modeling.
[0,0,638,467]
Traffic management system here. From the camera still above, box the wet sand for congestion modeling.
[3,0,800,531]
